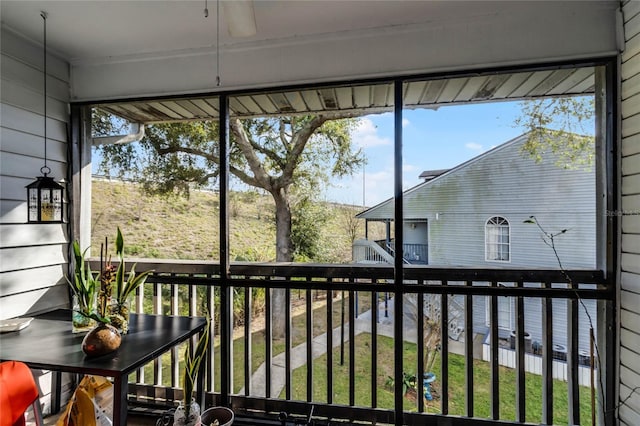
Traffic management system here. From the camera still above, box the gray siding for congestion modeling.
[362,134,596,269]
[0,27,70,318]
[620,2,640,424]
[360,133,597,352]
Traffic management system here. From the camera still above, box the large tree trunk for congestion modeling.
[271,188,293,339]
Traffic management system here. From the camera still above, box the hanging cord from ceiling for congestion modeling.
[203,0,221,86]
[40,11,49,175]
[216,0,221,86]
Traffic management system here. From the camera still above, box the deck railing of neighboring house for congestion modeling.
[387,241,429,265]
[353,239,429,265]
[352,239,394,264]
[92,260,613,426]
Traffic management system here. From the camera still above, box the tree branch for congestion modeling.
[281,116,329,185]
[230,118,275,190]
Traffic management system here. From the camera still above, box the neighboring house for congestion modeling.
[354,132,597,355]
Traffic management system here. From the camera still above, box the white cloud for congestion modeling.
[465,142,483,151]
[353,118,391,148]
[402,118,410,128]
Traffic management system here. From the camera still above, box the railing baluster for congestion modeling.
[244,286,252,396]
[567,297,580,425]
[440,282,449,415]
[516,283,526,423]
[371,288,377,409]
[265,282,272,399]
[229,285,234,395]
[161,276,176,387]
[306,285,313,402]
[285,286,292,400]
[207,283,215,393]
[349,286,356,407]
[464,282,473,417]
[153,281,162,314]
[490,282,499,420]
[327,280,333,405]
[188,282,196,316]
[136,284,144,384]
[417,290,424,413]
[542,282,553,425]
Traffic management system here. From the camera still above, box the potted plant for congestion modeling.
[67,241,98,333]
[78,272,122,357]
[174,318,211,426]
[103,227,153,334]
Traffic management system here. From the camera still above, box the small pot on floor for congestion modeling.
[200,406,234,426]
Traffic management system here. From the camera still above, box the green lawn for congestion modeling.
[284,333,593,425]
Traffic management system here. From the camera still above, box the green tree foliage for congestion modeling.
[92,108,129,137]
[514,96,595,169]
[95,114,363,263]
[290,190,329,262]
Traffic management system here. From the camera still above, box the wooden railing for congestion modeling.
[91,259,614,425]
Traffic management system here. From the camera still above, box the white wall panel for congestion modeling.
[0,284,68,319]
[622,71,640,101]
[624,0,640,25]
[622,173,640,195]
[1,55,70,102]
[622,253,640,274]
[1,104,67,142]
[622,133,640,156]
[623,32,640,63]
[621,327,640,355]
[1,79,69,122]
[0,200,24,224]
[622,270,640,294]
[0,265,66,296]
[623,233,640,256]
[0,28,69,82]
[0,146,67,175]
[0,245,67,273]
[0,224,66,249]
[623,152,640,176]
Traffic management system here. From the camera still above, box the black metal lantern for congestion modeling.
[26,167,64,223]
[26,11,64,223]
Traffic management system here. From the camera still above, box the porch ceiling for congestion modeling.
[1,1,605,122]
[96,66,596,123]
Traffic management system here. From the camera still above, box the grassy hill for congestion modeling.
[91,179,365,263]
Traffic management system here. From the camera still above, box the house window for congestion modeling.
[485,216,510,262]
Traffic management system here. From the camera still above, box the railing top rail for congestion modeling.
[89,258,605,284]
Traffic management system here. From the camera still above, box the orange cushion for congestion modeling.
[0,361,39,426]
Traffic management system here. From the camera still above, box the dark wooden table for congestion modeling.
[0,309,207,426]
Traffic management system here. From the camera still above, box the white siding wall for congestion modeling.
[0,27,70,318]
[0,26,72,417]
[620,2,640,424]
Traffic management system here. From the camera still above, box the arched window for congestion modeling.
[485,216,510,262]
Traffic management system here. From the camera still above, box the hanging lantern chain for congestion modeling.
[204,0,220,86]
[216,0,221,86]
[41,11,50,176]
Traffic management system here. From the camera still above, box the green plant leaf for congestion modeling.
[182,317,211,417]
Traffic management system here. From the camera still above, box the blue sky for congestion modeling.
[328,101,525,206]
[93,100,529,206]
